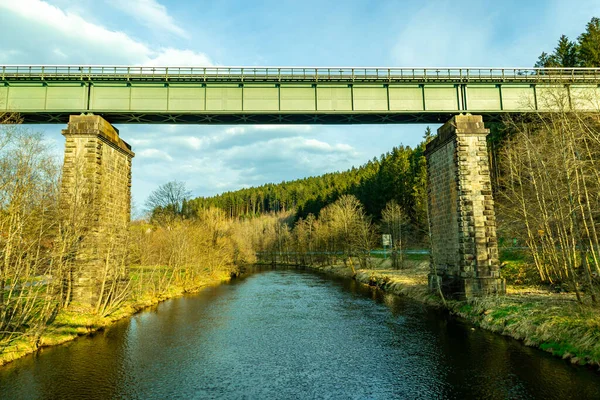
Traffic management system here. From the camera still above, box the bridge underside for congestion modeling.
[19,111,507,125]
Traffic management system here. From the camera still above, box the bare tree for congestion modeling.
[0,121,63,349]
[327,195,368,274]
[354,213,376,269]
[145,180,191,220]
[382,200,409,269]
[497,94,600,303]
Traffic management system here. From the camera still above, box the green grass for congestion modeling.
[540,341,583,358]
[460,304,474,314]
[499,248,529,262]
[489,305,521,319]
[403,253,430,262]
[498,248,540,285]
[369,251,429,262]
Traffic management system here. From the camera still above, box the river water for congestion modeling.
[1,267,599,399]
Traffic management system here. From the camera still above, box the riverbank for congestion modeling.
[4,261,599,370]
[0,270,232,366]
[300,258,600,368]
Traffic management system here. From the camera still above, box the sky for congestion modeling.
[1,0,599,215]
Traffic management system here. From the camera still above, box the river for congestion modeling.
[1,267,599,399]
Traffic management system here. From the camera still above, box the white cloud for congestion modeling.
[144,48,212,66]
[295,138,355,154]
[221,136,357,167]
[0,0,149,61]
[253,125,313,132]
[219,125,312,138]
[52,48,68,59]
[169,136,208,150]
[183,136,205,150]
[0,0,212,65]
[117,124,365,200]
[128,138,152,147]
[224,127,246,135]
[0,50,24,63]
[106,0,188,39]
[137,148,173,161]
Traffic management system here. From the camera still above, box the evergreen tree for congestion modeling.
[534,35,579,67]
[553,35,579,67]
[534,17,600,68]
[534,51,559,68]
[578,17,600,67]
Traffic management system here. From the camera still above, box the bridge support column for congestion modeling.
[60,115,134,308]
[425,115,505,298]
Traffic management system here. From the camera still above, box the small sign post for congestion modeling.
[382,234,392,259]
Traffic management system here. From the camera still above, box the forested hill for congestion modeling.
[186,128,433,230]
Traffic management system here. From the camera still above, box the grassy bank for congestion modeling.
[301,257,600,368]
[0,269,231,366]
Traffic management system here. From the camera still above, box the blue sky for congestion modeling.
[1,0,599,215]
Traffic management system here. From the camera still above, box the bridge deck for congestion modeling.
[1,66,599,124]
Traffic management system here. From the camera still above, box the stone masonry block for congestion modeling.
[60,115,135,308]
[425,115,505,299]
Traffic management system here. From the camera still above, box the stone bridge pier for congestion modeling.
[425,114,505,298]
[60,115,134,307]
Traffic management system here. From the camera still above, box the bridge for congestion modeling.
[3,65,599,308]
[2,66,600,124]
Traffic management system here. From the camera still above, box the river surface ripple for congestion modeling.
[1,267,599,399]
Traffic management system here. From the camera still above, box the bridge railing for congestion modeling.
[1,66,600,83]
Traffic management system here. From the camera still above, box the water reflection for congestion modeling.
[0,268,599,399]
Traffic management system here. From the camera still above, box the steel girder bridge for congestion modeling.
[1,65,600,124]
